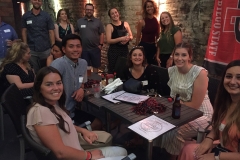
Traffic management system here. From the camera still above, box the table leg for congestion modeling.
[147,140,153,160]
[105,110,111,133]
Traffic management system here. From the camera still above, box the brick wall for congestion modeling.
[0,0,15,27]
[26,0,215,68]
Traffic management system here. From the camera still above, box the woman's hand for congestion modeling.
[82,129,98,144]
[156,57,161,66]
[166,58,173,68]
[121,36,130,45]
[195,138,213,157]
[91,150,105,159]
[196,153,215,160]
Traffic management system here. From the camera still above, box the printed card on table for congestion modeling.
[128,115,176,140]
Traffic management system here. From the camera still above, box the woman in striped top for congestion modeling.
[154,42,213,159]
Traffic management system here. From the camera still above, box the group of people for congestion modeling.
[1,0,240,159]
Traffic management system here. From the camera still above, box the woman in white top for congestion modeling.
[154,42,213,160]
[26,66,127,159]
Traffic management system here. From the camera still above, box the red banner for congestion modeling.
[204,0,240,76]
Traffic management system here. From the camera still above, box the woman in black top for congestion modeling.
[105,7,133,73]
[121,46,159,92]
[54,9,74,42]
[0,41,34,97]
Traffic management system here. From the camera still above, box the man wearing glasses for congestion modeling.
[76,3,104,73]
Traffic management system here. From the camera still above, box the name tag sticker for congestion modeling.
[81,25,86,28]
[26,20,32,24]
[4,29,10,33]
[79,76,83,83]
[142,80,148,86]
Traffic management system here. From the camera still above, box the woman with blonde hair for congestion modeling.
[136,0,160,65]
[0,41,34,97]
[54,9,74,42]
[156,11,182,68]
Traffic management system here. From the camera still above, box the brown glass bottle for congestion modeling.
[172,94,181,119]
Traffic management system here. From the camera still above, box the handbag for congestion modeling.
[123,78,143,94]
[78,131,112,150]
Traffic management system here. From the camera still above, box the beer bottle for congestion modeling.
[172,94,181,119]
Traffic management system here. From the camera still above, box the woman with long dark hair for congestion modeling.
[136,0,159,65]
[26,66,127,159]
[178,60,240,160]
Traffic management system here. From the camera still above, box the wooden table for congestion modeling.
[85,96,203,160]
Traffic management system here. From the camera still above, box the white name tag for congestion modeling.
[79,76,83,83]
[81,25,86,28]
[4,29,10,33]
[26,20,32,24]
[142,80,148,86]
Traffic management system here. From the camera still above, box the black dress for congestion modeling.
[107,21,129,73]
[58,23,72,40]
[0,63,34,97]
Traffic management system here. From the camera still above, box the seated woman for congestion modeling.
[46,41,64,66]
[154,42,213,160]
[0,41,34,97]
[178,60,240,160]
[27,66,127,159]
[121,46,159,93]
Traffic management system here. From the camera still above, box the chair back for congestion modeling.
[150,65,170,97]
[1,84,27,135]
[20,115,57,160]
[208,76,220,105]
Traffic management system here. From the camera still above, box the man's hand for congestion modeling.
[71,88,84,102]
[166,58,173,68]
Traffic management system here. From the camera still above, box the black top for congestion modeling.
[58,23,72,39]
[0,63,34,97]
[121,65,160,92]
[110,21,129,46]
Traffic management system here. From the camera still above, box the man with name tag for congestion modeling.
[76,3,104,73]
[21,0,55,73]
[51,34,102,130]
[0,16,18,64]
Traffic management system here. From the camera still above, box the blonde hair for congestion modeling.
[0,41,31,73]
[159,11,175,42]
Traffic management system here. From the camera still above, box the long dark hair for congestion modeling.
[212,60,240,145]
[29,66,70,133]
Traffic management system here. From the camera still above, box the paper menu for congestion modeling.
[114,92,149,104]
[128,115,176,140]
[101,91,125,103]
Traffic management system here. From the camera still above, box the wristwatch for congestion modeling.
[214,149,220,160]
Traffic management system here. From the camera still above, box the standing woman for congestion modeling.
[106,7,133,74]
[178,60,240,160]
[54,9,74,42]
[135,0,160,65]
[156,11,182,68]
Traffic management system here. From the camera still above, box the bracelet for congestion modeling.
[169,55,173,59]
[86,151,92,160]
[206,136,214,141]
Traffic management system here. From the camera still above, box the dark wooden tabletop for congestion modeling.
[85,96,203,127]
